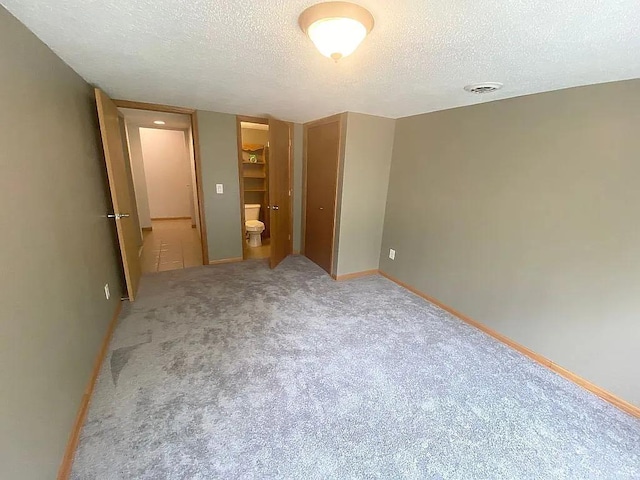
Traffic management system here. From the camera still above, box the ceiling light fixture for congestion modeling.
[464,82,503,94]
[153,120,166,125]
[299,2,374,62]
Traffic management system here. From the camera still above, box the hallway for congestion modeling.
[140,219,203,273]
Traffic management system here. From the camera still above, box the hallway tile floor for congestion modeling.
[140,219,203,273]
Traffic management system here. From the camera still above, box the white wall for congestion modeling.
[125,122,152,229]
[140,128,194,220]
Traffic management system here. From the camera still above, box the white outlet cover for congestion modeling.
[216,184,224,194]
[389,249,396,260]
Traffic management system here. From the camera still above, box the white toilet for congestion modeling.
[244,204,265,247]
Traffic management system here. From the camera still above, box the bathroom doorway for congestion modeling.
[237,117,271,260]
[236,115,293,267]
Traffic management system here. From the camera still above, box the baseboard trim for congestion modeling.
[378,270,640,418]
[332,269,379,281]
[57,300,122,479]
[209,257,244,265]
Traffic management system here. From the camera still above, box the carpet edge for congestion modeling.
[57,300,123,480]
[378,269,640,419]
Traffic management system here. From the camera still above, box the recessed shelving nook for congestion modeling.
[242,144,269,195]
[237,118,271,248]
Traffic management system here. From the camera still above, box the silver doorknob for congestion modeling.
[272,205,279,211]
[319,207,324,210]
[107,213,130,219]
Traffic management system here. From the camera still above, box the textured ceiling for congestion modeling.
[3,1,639,123]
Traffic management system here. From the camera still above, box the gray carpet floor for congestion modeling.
[71,256,640,479]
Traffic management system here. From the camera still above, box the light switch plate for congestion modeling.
[216,184,224,194]
[389,249,396,260]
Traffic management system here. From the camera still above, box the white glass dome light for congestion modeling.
[299,2,374,62]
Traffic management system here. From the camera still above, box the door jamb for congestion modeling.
[113,99,210,265]
[287,121,294,257]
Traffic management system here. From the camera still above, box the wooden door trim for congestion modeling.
[235,116,245,260]
[57,301,122,479]
[114,99,209,265]
[302,113,347,277]
[331,114,348,276]
[301,125,307,256]
[237,115,269,125]
[113,99,195,115]
[190,112,209,264]
[304,112,345,128]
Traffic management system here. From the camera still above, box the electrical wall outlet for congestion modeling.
[216,184,224,194]
[104,283,110,300]
[389,249,396,260]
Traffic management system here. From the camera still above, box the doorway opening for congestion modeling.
[119,107,205,273]
[237,117,271,260]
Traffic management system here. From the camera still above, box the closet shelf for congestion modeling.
[242,161,265,165]
[243,172,266,179]
[245,188,266,192]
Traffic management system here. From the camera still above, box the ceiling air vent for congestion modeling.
[464,82,503,94]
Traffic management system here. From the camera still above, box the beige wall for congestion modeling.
[198,114,304,261]
[197,111,244,261]
[379,80,640,406]
[336,113,396,276]
[124,122,152,229]
[140,128,193,219]
[0,6,121,479]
